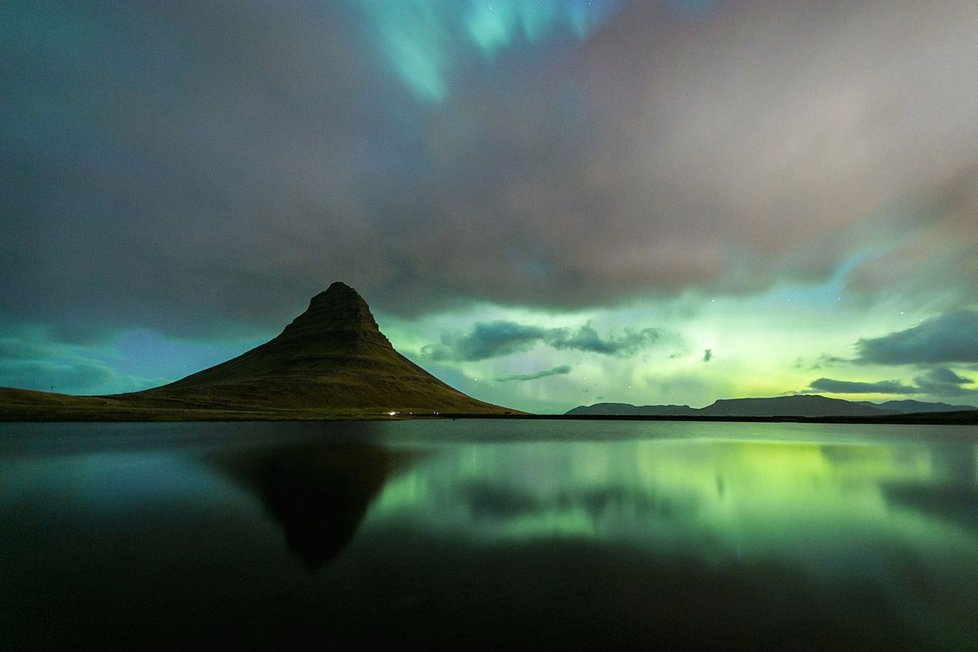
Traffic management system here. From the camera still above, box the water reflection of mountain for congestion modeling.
[216,444,413,568]
[459,481,699,523]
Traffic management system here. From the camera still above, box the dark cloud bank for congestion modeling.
[810,311,978,397]
[4,1,978,341]
[855,310,978,365]
[809,378,916,396]
[810,369,976,398]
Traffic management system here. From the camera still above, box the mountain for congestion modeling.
[855,399,978,414]
[134,282,509,414]
[566,403,699,416]
[0,282,513,420]
[567,395,978,418]
[568,395,899,418]
[698,395,895,417]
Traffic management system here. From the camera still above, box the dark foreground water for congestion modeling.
[2,420,978,650]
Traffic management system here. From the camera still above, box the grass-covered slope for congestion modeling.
[133,282,508,414]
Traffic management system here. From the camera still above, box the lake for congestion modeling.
[2,420,977,650]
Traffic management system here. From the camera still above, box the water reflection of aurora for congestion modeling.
[3,422,977,649]
[370,436,978,581]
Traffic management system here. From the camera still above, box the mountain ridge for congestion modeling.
[567,395,977,418]
[854,399,977,414]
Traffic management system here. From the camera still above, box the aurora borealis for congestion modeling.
[3,1,978,412]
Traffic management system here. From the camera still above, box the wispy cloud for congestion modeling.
[422,320,661,361]
[495,365,573,383]
[548,324,661,357]
[421,321,549,361]
[808,378,916,395]
[0,335,161,395]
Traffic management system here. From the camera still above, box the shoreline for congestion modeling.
[3,410,976,426]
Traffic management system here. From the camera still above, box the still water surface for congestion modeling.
[2,420,978,649]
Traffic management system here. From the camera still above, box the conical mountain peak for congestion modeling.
[134,282,511,415]
[310,281,370,315]
[276,281,389,350]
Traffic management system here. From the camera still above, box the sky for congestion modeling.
[3,0,978,413]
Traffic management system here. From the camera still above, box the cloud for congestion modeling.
[0,341,167,395]
[920,367,971,385]
[495,365,573,383]
[4,0,978,341]
[808,367,977,398]
[913,367,976,397]
[422,321,550,361]
[422,320,661,361]
[808,378,917,395]
[843,165,978,307]
[855,311,978,364]
[548,324,661,356]
[0,359,118,395]
[0,326,247,395]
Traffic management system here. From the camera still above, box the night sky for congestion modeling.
[3,1,978,412]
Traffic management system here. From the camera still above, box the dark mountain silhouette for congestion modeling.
[135,282,509,414]
[567,395,976,418]
[0,282,513,420]
[856,399,978,414]
[566,403,699,416]
[699,395,895,417]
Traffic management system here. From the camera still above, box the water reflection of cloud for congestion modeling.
[882,482,978,533]
[372,437,978,571]
[5,425,978,650]
[460,480,699,526]
[461,481,538,519]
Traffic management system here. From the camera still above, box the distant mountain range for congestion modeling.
[0,282,513,420]
[567,395,978,418]
[854,399,978,414]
